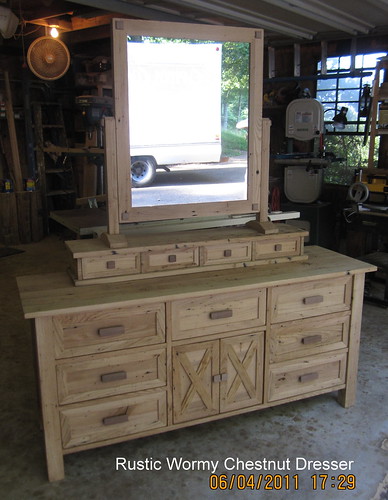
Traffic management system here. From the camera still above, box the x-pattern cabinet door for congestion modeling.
[220,332,264,413]
[173,340,219,424]
[172,333,264,424]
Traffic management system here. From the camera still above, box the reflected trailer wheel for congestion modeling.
[131,157,157,187]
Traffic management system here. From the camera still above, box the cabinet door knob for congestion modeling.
[101,371,127,383]
[210,309,233,320]
[303,295,324,305]
[98,325,125,338]
[301,335,322,345]
[213,373,228,383]
[299,372,319,383]
[102,414,129,426]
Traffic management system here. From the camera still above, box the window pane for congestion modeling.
[338,89,360,101]
[339,56,351,70]
[317,90,337,102]
[339,77,360,89]
[344,105,358,121]
[317,78,338,90]
[327,57,340,70]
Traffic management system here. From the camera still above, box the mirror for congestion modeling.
[111,19,264,224]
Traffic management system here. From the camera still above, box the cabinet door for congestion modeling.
[173,340,219,424]
[220,333,264,413]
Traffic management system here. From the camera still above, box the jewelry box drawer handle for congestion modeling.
[303,295,324,305]
[299,372,319,383]
[98,326,125,338]
[210,309,233,320]
[168,254,177,263]
[301,335,322,345]
[223,249,232,257]
[274,244,283,251]
[101,371,127,383]
[102,414,128,426]
[106,260,116,269]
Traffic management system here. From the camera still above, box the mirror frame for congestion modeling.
[110,19,264,226]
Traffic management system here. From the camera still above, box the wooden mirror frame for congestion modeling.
[107,19,267,233]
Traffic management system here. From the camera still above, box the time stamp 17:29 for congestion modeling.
[209,473,356,491]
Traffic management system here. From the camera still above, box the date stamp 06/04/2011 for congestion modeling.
[115,456,357,492]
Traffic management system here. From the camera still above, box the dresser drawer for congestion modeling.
[171,289,266,341]
[141,246,199,273]
[200,242,251,266]
[57,347,166,404]
[60,390,167,449]
[54,303,165,358]
[81,252,141,279]
[269,312,350,363]
[270,276,352,323]
[267,352,347,403]
[253,237,301,260]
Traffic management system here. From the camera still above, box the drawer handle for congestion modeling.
[98,325,125,338]
[299,372,319,383]
[210,309,233,320]
[302,335,322,345]
[303,295,324,305]
[102,414,128,426]
[101,371,127,383]
[106,260,116,269]
[274,244,283,251]
[213,373,228,383]
[223,249,232,257]
[168,254,177,263]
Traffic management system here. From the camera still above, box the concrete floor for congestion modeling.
[0,234,387,500]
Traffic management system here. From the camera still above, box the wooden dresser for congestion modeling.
[17,246,375,481]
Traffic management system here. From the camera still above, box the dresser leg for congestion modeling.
[338,273,365,409]
[46,453,65,482]
[34,318,65,481]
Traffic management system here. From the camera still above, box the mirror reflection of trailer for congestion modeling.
[127,42,222,187]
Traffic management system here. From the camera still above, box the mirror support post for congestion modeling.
[246,118,279,234]
[101,116,128,248]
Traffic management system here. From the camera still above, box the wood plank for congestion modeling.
[0,192,19,245]
[15,191,32,243]
[4,71,23,191]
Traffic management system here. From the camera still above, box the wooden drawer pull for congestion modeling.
[223,249,232,257]
[101,371,127,383]
[210,309,233,320]
[106,260,116,269]
[102,414,128,426]
[168,254,177,263]
[302,335,322,345]
[274,244,283,251]
[303,295,324,305]
[98,325,125,338]
[299,372,319,383]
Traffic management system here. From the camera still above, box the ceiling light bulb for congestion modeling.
[50,27,59,38]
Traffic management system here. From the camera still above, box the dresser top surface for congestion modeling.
[17,246,375,319]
